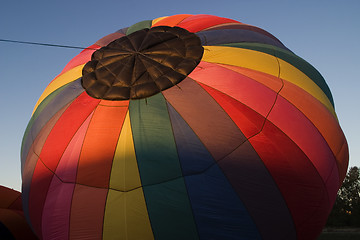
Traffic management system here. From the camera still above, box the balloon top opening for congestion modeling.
[81,26,204,100]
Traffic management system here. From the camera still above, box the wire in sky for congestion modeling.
[0,38,97,50]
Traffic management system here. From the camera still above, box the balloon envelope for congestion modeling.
[0,186,38,240]
[21,14,348,240]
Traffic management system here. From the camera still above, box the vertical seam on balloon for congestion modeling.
[269,45,340,202]
[32,106,95,239]
[162,83,264,239]
[29,97,80,239]
[175,14,193,26]
[102,107,129,239]
[192,53,299,237]
[164,99,201,240]
[68,103,98,240]
[128,99,156,239]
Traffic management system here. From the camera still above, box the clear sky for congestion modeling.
[1,1,359,191]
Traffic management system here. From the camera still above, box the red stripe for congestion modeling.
[198,82,265,138]
[176,14,239,32]
[28,160,52,239]
[268,96,340,202]
[57,44,100,76]
[249,121,331,240]
[199,79,338,239]
[152,14,193,27]
[76,100,129,188]
[28,93,100,237]
[39,92,100,172]
[190,62,278,116]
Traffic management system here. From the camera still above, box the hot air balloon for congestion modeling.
[0,185,38,240]
[21,14,348,240]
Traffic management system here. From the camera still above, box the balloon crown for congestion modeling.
[81,26,204,100]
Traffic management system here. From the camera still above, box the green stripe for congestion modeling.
[129,93,198,240]
[126,20,152,35]
[219,42,334,107]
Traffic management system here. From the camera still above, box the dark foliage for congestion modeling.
[326,167,360,227]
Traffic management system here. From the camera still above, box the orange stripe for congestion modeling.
[76,100,129,188]
[152,14,193,27]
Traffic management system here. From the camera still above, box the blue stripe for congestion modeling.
[167,103,261,240]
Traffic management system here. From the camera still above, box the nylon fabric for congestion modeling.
[221,42,334,106]
[103,188,154,240]
[109,111,141,191]
[163,77,247,161]
[151,14,192,27]
[33,64,85,114]
[249,120,331,240]
[76,100,128,188]
[201,23,287,48]
[176,14,239,33]
[201,46,336,117]
[167,104,262,239]
[69,185,108,239]
[21,80,84,167]
[129,93,198,240]
[197,29,288,50]
[126,20,152,35]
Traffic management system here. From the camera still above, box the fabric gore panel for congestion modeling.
[190,62,278,117]
[59,45,98,75]
[42,177,75,240]
[163,78,247,161]
[69,185,108,239]
[76,100,128,188]
[201,23,286,48]
[129,93,198,240]
[167,104,261,239]
[129,93,183,185]
[126,20,153,35]
[219,141,297,239]
[249,120,330,240]
[199,83,265,138]
[103,188,154,239]
[176,14,239,33]
[196,29,288,50]
[166,103,214,175]
[38,92,100,173]
[95,33,126,47]
[28,160,53,239]
[55,113,92,182]
[268,96,340,203]
[143,178,199,240]
[109,111,142,191]
[21,79,84,166]
[151,14,192,27]
[221,42,334,105]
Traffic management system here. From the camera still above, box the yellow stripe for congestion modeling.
[103,111,153,239]
[103,189,154,240]
[201,46,336,116]
[109,111,141,191]
[151,16,168,26]
[32,64,85,115]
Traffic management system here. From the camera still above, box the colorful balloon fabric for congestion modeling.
[21,14,349,240]
[0,186,38,240]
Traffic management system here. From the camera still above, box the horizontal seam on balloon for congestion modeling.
[210,62,342,172]
[200,47,336,117]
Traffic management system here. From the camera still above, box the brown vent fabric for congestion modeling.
[81,26,204,100]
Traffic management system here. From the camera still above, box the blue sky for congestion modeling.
[1,1,359,191]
